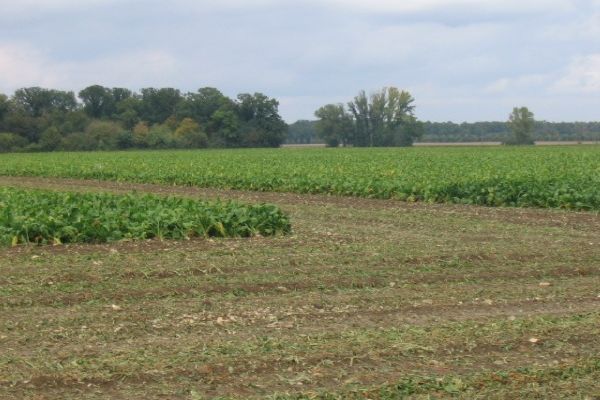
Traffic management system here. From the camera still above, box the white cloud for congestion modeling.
[485,74,550,94]
[0,0,125,14]
[10,0,571,15]
[0,42,180,93]
[316,0,575,14]
[0,43,58,90]
[0,0,598,121]
[553,54,600,93]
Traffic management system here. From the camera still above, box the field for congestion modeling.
[0,146,599,210]
[0,147,599,399]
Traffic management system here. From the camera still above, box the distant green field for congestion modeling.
[0,146,599,210]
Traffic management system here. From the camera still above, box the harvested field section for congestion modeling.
[0,178,599,399]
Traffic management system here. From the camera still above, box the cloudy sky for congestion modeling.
[0,0,599,122]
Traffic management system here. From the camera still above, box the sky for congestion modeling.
[0,0,599,123]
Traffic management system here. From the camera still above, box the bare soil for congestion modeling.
[0,176,599,399]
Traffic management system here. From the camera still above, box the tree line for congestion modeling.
[0,86,287,152]
[288,118,600,144]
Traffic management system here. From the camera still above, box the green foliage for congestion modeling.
[506,106,535,145]
[146,124,175,149]
[39,127,63,151]
[0,146,599,210]
[79,85,117,118]
[0,93,9,124]
[140,87,182,124]
[314,104,352,147]
[0,86,289,151]
[315,87,422,147]
[286,120,318,144]
[177,87,231,124]
[84,120,125,150]
[0,187,291,246]
[13,87,77,117]
[236,93,287,147]
[0,133,29,152]
[174,118,208,148]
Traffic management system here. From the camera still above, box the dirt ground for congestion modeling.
[0,177,599,399]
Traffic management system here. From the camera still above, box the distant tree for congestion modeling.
[347,90,370,146]
[84,120,124,150]
[174,118,208,148]
[347,87,418,147]
[111,87,132,104]
[79,85,116,118]
[39,127,63,151]
[3,106,39,142]
[140,88,182,124]
[114,96,142,129]
[287,120,317,144]
[0,85,294,151]
[177,88,231,124]
[60,110,90,135]
[0,132,29,152]
[210,108,241,147]
[5,88,77,143]
[164,115,180,131]
[0,94,9,129]
[132,121,150,147]
[314,87,421,147]
[13,87,77,117]
[146,124,175,149]
[506,107,535,145]
[394,116,424,146]
[236,93,287,147]
[314,104,353,147]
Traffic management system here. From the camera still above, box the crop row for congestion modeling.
[0,146,599,210]
[0,187,291,246]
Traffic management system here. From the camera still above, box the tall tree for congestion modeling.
[0,94,9,130]
[140,88,182,124]
[287,120,317,144]
[346,87,418,147]
[111,87,132,103]
[347,90,370,146]
[236,93,287,147]
[178,88,231,124]
[507,107,535,145]
[79,85,116,118]
[314,104,353,147]
[315,87,421,147]
[13,87,77,117]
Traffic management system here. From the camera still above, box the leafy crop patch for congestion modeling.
[0,146,599,210]
[0,187,290,246]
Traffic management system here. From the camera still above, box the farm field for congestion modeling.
[0,146,599,210]
[0,168,599,399]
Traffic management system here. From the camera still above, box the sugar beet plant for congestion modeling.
[0,187,291,246]
[0,146,599,210]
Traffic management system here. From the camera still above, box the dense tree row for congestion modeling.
[286,119,600,144]
[0,86,287,152]
[313,87,424,147]
[421,121,600,142]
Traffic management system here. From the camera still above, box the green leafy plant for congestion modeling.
[0,187,291,246]
[0,146,598,210]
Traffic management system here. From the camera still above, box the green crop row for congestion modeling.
[0,146,599,210]
[0,187,291,246]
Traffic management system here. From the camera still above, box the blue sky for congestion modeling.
[0,0,598,122]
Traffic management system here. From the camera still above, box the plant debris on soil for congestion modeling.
[0,176,599,399]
